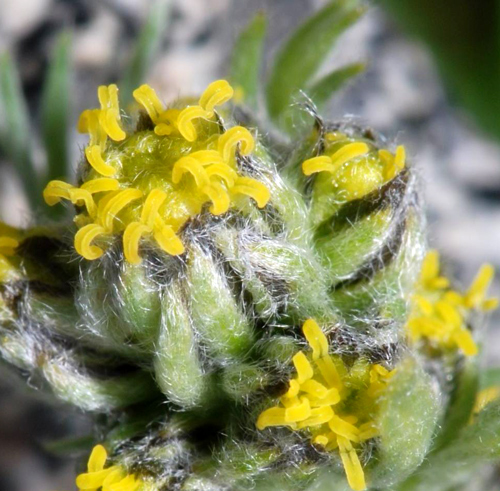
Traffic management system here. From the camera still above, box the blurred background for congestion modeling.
[1,0,499,489]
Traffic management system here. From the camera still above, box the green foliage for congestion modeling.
[229,12,267,111]
[380,0,500,141]
[120,0,171,106]
[41,32,72,187]
[371,358,440,487]
[0,54,42,210]
[308,63,365,110]
[265,0,365,131]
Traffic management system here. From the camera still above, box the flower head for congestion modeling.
[43,80,270,264]
[302,131,406,203]
[406,250,498,356]
[257,319,394,491]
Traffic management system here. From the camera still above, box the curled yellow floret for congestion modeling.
[406,250,498,356]
[98,84,126,141]
[257,319,394,491]
[218,126,255,162]
[76,444,142,491]
[199,79,234,116]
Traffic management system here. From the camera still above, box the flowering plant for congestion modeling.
[0,2,499,491]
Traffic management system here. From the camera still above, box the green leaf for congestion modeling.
[370,357,440,488]
[41,32,71,187]
[480,367,500,389]
[229,12,267,111]
[0,53,42,211]
[120,0,171,106]
[265,0,364,130]
[43,435,95,456]
[400,400,500,491]
[307,62,365,109]
[431,357,479,451]
[380,0,500,143]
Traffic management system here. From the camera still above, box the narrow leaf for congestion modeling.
[229,12,267,110]
[41,32,71,184]
[43,435,95,456]
[307,62,364,109]
[370,357,440,488]
[120,0,171,106]
[265,0,364,129]
[0,53,41,210]
[431,358,479,451]
[401,400,500,491]
[480,367,500,389]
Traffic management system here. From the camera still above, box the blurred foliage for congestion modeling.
[380,0,500,141]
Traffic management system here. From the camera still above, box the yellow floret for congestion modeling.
[76,444,142,491]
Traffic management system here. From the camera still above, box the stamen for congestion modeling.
[43,180,74,206]
[177,105,210,141]
[81,178,120,194]
[140,189,167,228]
[465,264,495,309]
[217,126,255,162]
[154,109,181,136]
[284,397,311,423]
[123,222,152,265]
[256,407,288,430]
[0,237,19,256]
[87,444,107,472]
[74,224,107,260]
[202,182,231,215]
[172,156,211,188]
[97,84,126,141]
[199,79,234,116]
[98,189,143,232]
[205,164,238,187]
[68,188,97,218]
[303,318,329,360]
[133,84,165,123]
[231,177,270,208]
[329,142,369,169]
[153,218,185,256]
[292,352,313,384]
[338,437,366,491]
[85,145,116,177]
[302,156,336,176]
